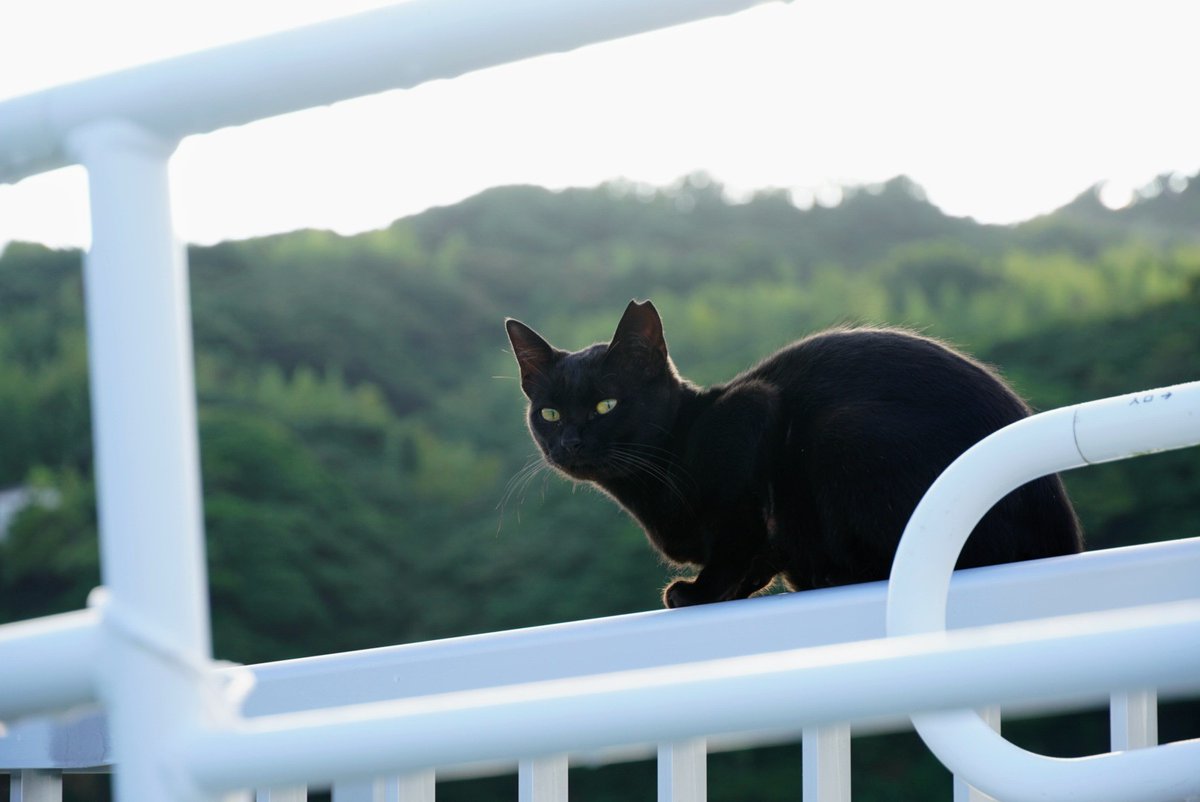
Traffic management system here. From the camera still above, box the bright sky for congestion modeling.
[1,0,1198,250]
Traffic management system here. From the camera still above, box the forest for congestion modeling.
[1,171,1198,800]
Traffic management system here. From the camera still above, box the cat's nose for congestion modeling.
[560,429,582,454]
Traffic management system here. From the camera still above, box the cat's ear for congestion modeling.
[607,299,668,378]
[506,318,557,396]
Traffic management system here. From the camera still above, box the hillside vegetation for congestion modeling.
[1,173,1197,801]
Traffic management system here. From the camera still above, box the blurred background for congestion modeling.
[1,1,1198,800]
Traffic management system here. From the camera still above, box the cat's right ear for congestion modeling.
[506,318,557,397]
[606,299,669,379]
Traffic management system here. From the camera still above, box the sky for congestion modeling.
[1,0,1198,250]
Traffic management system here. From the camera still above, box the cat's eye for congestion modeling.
[595,398,618,415]
[540,408,561,422]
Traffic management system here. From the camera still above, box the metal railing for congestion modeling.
[1,1,1199,800]
[5,534,1200,800]
[888,383,1200,801]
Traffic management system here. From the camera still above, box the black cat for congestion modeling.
[506,300,1082,608]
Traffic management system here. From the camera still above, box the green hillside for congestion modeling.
[0,173,1197,801]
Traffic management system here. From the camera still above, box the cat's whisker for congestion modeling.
[644,422,677,440]
[519,463,550,506]
[605,447,695,515]
[497,455,551,534]
[498,457,543,505]
[610,443,700,493]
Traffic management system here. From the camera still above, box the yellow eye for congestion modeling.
[540,408,561,422]
[595,398,618,415]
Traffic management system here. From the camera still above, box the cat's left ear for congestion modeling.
[607,299,668,378]
[506,318,558,397]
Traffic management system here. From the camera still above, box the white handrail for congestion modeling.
[0,0,774,184]
[237,537,1200,714]
[0,609,99,720]
[5,538,1200,780]
[181,600,1200,793]
[887,381,1200,802]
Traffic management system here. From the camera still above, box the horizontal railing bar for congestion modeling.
[0,609,100,719]
[241,536,1200,714]
[427,684,1197,781]
[4,689,1189,779]
[184,600,1200,793]
[5,537,1198,771]
[0,716,111,772]
[3,674,1193,776]
[0,0,774,184]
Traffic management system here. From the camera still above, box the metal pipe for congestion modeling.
[70,119,217,802]
[7,538,1200,774]
[0,610,100,719]
[182,600,1200,794]
[237,536,1200,716]
[0,0,776,184]
[887,380,1200,802]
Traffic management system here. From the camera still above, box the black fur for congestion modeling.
[506,300,1083,608]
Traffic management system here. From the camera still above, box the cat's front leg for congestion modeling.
[663,548,776,607]
[664,382,780,608]
[664,574,723,608]
[731,549,780,598]
[663,505,775,608]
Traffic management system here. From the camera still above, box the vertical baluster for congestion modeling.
[1111,688,1158,751]
[9,770,62,802]
[256,787,307,802]
[330,774,435,802]
[396,770,435,802]
[802,725,849,802]
[953,707,1000,802]
[519,756,568,802]
[332,778,383,801]
[657,739,706,802]
[69,119,217,802]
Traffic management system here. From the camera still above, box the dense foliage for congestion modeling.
[1,173,1197,800]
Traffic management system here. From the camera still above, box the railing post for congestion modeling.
[396,771,435,802]
[1111,689,1157,751]
[256,789,307,802]
[657,739,706,802]
[333,778,393,801]
[519,756,568,802]
[9,770,62,802]
[331,776,430,802]
[802,725,849,802]
[953,708,1000,802]
[67,119,217,802]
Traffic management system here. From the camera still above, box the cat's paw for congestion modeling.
[664,578,708,608]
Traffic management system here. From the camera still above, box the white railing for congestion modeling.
[1,1,1199,800]
[888,384,1200,802]
[5,535,1200,800]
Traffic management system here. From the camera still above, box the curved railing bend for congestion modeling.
[888,380,1200,802]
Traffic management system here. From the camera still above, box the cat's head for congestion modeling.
[505,300,682,482]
